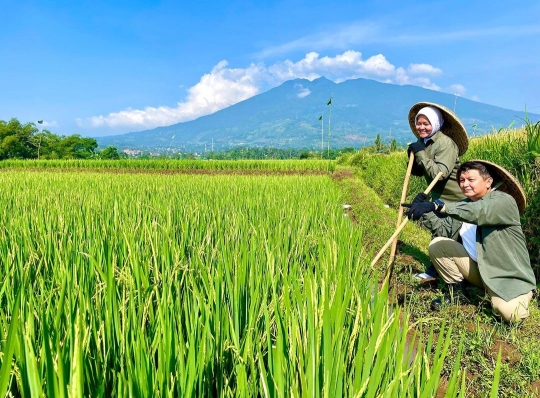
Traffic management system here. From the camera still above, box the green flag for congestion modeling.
[318,115,323,120]
[326,98,332,105]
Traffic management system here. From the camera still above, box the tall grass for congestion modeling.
[0,172,460,396]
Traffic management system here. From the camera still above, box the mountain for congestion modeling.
[97,77,540,152]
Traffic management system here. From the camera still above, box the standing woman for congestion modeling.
[408,102,468,202]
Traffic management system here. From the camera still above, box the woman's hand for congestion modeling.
[408,141,426,154]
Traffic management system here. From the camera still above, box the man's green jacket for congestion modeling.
[422,190,536,301]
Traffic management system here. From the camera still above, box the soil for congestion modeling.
[490,340,521,365]
[530,380,540,397]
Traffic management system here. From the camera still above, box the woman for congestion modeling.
[408,102,468,203]
[408,102,468,280]
[403,160,536,322]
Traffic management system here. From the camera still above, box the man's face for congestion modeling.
[459,169,493,201]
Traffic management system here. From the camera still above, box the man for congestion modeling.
[402,160,536,322]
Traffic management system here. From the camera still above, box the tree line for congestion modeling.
[0,118,123,159]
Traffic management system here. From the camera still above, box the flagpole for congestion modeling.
[320,115,324,159]
[327,94,333,158]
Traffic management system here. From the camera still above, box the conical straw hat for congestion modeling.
[408,102,469,156]
[469,160,527,214]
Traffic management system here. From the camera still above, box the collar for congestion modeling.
[423,130,443,145]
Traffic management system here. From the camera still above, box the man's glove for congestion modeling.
[401,201,435,220]
[412,192,429,204]
[408,141,426,154]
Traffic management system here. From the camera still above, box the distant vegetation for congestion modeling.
[0,118,124,159]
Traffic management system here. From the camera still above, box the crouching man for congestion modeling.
[402,160,536,322]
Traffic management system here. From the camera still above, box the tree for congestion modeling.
[374,134,384,153]
[99,146,122,159]
[0,118,37,159]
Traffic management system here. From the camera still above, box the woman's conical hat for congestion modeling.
[409,102,469,156]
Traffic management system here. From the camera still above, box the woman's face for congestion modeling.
[415,115,433,139]
[459,169,493,201]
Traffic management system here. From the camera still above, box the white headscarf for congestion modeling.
[415,106,444,141]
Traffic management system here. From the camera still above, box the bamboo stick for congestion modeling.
[387,152,415,271]
[372,171,444,268]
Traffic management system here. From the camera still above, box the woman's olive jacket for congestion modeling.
[412,131,464,203]
[422,190,536,302]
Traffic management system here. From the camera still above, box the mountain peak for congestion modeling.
[97,77,540,152]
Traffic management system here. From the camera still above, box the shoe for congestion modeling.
[413,263,440,281]
[424,263,439,278]
[418,276,438,287]
[431,281,469,311]
[413,272,433,280]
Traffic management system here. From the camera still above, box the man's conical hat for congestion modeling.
[469,160,527,214]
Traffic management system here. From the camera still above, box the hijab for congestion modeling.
[415,106,444,142]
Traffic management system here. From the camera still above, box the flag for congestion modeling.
[326,98,332,105]
[37,120,43,124]
[318,115,323,120]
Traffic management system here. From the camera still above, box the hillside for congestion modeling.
[97,77,540,151]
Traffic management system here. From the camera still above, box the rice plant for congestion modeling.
[0,159,335,173]
[0,172,460,396]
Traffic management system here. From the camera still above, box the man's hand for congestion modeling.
[408,141,426,154]
[401,201,435,220]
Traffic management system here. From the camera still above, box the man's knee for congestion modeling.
[428,237,453,257]
[491,299,530,323]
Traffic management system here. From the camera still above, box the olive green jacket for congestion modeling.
[422,190,536,301]
[412,131,464,203]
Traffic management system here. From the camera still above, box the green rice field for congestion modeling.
[0,170,461,397]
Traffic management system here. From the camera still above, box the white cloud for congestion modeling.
[295,84,311,98]
[257,20,540,60]
[42,120,58,128]
[79,61,265,129]
[407,63,442,76]
[471,95,481,102]
[78,51,452,130]
[449,84,467,95]
[256,23,379,58]
[394,67,441,90]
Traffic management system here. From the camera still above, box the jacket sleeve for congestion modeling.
[411,159,425,176]
[442,192,521,227]
[415,139,458,180]
[421,211,460,239]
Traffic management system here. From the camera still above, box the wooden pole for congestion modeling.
[372,171,444,269]
[386,151,415,274]
[321,115,324,159]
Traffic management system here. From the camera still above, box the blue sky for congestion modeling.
[1,0,539,137]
